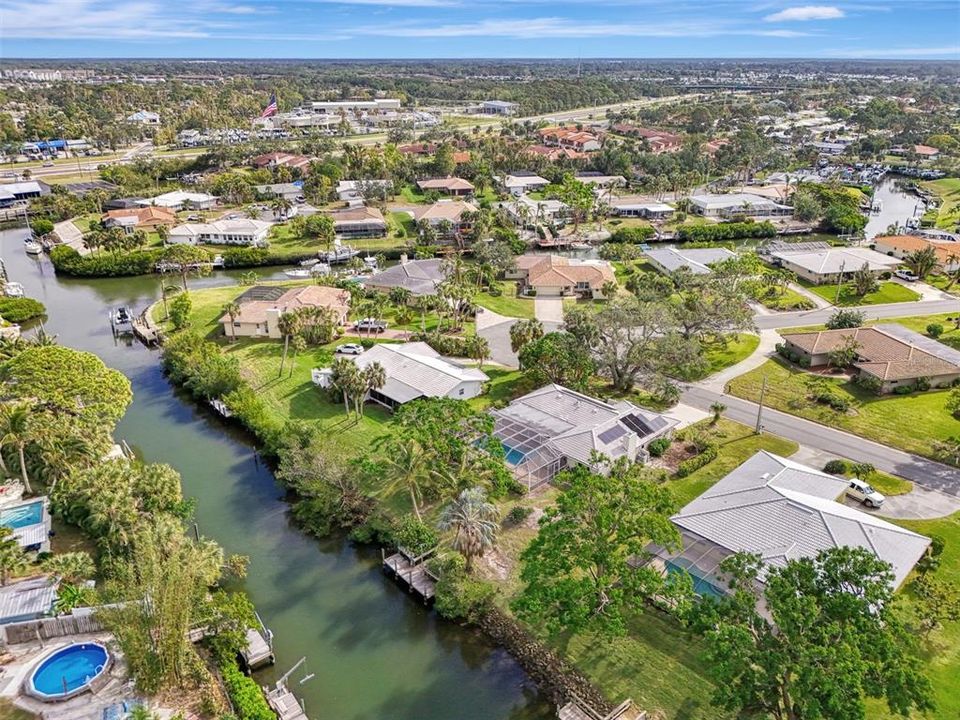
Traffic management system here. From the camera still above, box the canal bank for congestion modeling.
[0,228,552,720]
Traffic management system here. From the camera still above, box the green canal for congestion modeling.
[0,228,551,720]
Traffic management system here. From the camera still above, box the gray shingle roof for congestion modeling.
[0,576,57,624]
[364,259,445,296]
[672,451,930,588]
[353,342,488,404]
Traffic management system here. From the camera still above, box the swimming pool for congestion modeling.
[501,444,527,466]
[0,500,43,530]
[26,642,111,701]
[664,560,726,600]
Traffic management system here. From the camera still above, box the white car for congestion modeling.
[847,478,885,508]
[354,318,388,333]
[894,269,919,282]
[335,343,364,355]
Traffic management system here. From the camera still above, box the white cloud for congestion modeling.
[764,5,845,21]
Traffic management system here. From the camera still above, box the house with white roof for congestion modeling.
[647,452,930,598]
[610,198,675,220]
[689,193,792,219]
[645,247,737,275]
[503,194,569,227]
[500,173,551,196]
[312,342,489,410]
[139,191,218,211]
[168,218,271,247]
[491,384,677,489]
[770,245,899,284]
[127,110,160,125]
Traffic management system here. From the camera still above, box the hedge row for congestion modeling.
[676,221,776,243]
[219,655,274,720]
[50,246,163,277]
[675,443,719,478]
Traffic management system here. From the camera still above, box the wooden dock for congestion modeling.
[382,548,438,602]
[240,612,275,670]
[558,696,646,720]
[266,684,309,720]
[131,308,162,346]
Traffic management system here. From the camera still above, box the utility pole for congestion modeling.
[834,259,846,305]
[755,373,767,434]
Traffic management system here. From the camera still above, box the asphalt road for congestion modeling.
[682,385,960,496]
[757,298,960,329]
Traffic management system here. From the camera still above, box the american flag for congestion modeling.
[260,93,278,118]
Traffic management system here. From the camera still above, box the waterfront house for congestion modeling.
[103,206,177,233]
[610,198,675,220]
[500,173,550,196]
[768,245,899,284]
[414,200,477,238]
[873,234,960,272]
[254,183,302,202]
[312,342,488,410]
[645,247,736,276]
[364,257,446,297]
[416,177,475,197]
[336,179,393,204]
[781,324,960,393]
[329,206,387,239]
[491,384,677,489]
[220,285,351,339]
[688,192,792,219]
[503,195,569,227]
[0,181,45,208]
[507,255,616,298]
[168,219,271,247]
[138,191,218,211]
[647,451,930,598]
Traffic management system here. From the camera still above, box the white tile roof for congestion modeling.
[672,451,930,588]
[140,191,217,207]
[645,247,736,275]
[772,246,899,275]
[352,342,488,403]
[0,576,57,623]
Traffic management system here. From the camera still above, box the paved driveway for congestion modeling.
[534,297,565,323]
[476,306,561,368]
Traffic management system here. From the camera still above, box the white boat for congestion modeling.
[321,246,360,264]
[363,256,379,270]
[209,398,233,418]
[23,241,42,255]
[284,269,312,279]
[311,262,331,276]
[111,306,134,333]
[300,258,320,268]
[3,282,24,298]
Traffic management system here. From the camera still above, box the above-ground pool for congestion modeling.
[0,500,43,529]
[26,642,111,701]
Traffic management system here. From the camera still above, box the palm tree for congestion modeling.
[0,403,38,495]
[0,528,26,586]
[276,312,301,378]
[359,362,386,417]
[709,401,727,424]
[271,197,293,220]
[383,442,427,521]
[42,551,95,584]
[437,487,499,572]
[222,301,241,343]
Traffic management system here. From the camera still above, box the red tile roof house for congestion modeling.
[416,177,476,197]
[507,254,617,299]
[611,125,683,154]
[219,285,350,340]
[251,152,313,172]
[536,127,602,153]
[781,324,960,393]
[873,234,960,272]
[524,145,587,162]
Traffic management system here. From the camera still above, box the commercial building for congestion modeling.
[479,100,519,115]
[310,99,402,114]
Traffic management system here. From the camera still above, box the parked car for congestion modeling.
[847,478,885,508]
[354,318,388,333]
[42,161,54,167]
[295,195,306,204]
[186,214,202,222]
[894,269,919,282]
[335,343,364,355]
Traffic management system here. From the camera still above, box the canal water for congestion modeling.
[0,228,551,720]
[864,177,927,240]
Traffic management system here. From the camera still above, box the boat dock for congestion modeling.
[265,657,310,720]
[131,308,163,346]
[240,612,275,670]
[558,695,646,720]
[382,547,438,602]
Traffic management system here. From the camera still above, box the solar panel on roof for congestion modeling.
[597,424,627,444]
[621,414,654,436]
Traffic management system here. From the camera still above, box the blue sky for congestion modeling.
[1,0,958,59]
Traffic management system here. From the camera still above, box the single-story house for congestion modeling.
[329,206,387,239]
[491,384,677,489]
[138,191,218,211]
[524,145,587,162]
[0,497,51,553]
[103,206,178,232]
[415,200,477,236]
[610,125,683,153]
[770,246,900,285]
[127,110,160,125]
[254,183,302,201]
[689,193,792,219]
[645,247,737,275]
[416,177,475,197]
[168,219,272,247]
[500,173,550,196]
[313,342,488,410]
[0,181,45,207]
[537,128,602,153]
[575,173,627,189]
[648,451,929,598]
[251,152,313,172]
[364,257,445,297]
[220,285,351,339]
[891,145,940,160]
[873,234,960,272]
[335,179,393,204]
[105,197,145,210]
[508,255,616,299]
[610,198,675,220]
[781,324,960,393]
[503,195,569,227]
[0,576,58,625]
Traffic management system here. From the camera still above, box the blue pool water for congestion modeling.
[30,643,109,698]
[502,444,527,466]
[0,501,43,529]
[665,560,726,600]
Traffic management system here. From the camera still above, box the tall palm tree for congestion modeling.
[276,312,301,378]
[383,442,427,521]
[359,362,386,417]
[0,403,39,495]
[437,487,499,572]
[41,551,95,584]
[222,301,241,343]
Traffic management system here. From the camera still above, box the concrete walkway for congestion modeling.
[698,330,779,392]
[534,297,565,323]
[787,282,832,309]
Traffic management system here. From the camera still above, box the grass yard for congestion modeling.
[727,357,960,460]
[753,285,816,311]
[800,279,920,307]
[268,223,406,255]
[922,178,960,230]
[473,281,536,319]
[685,334,760,381]
[399,184,429,204]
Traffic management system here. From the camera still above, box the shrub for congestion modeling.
[169,292,192,330]
[854,373,884,395]
[50,245,164,277]
[823,459,848,475]
[611,226,655,243]
[893,385,915,395]
[0,297,46,323]
[504,505,533,526]
[927,323,944,338]
[218,655,273,720]
[31,218,54,236]
[677,221,776,243]
[648,437,672,457]
[434,572,496,623]
[826,308,866,329]
[798,356,811,368]
[222,247,270,267]
[676,443,719,478]
[411,332,472,357]
[393,516,439,557]
[916,376,931,392]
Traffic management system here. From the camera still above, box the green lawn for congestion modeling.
[399,184,429,204]
[727,358,960,461]
[922,178,960,230]
[473,281,536,319]
[753,285,816,311]
[801,280,920,307]
[685,334,760,381]
[267,223,404,255]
